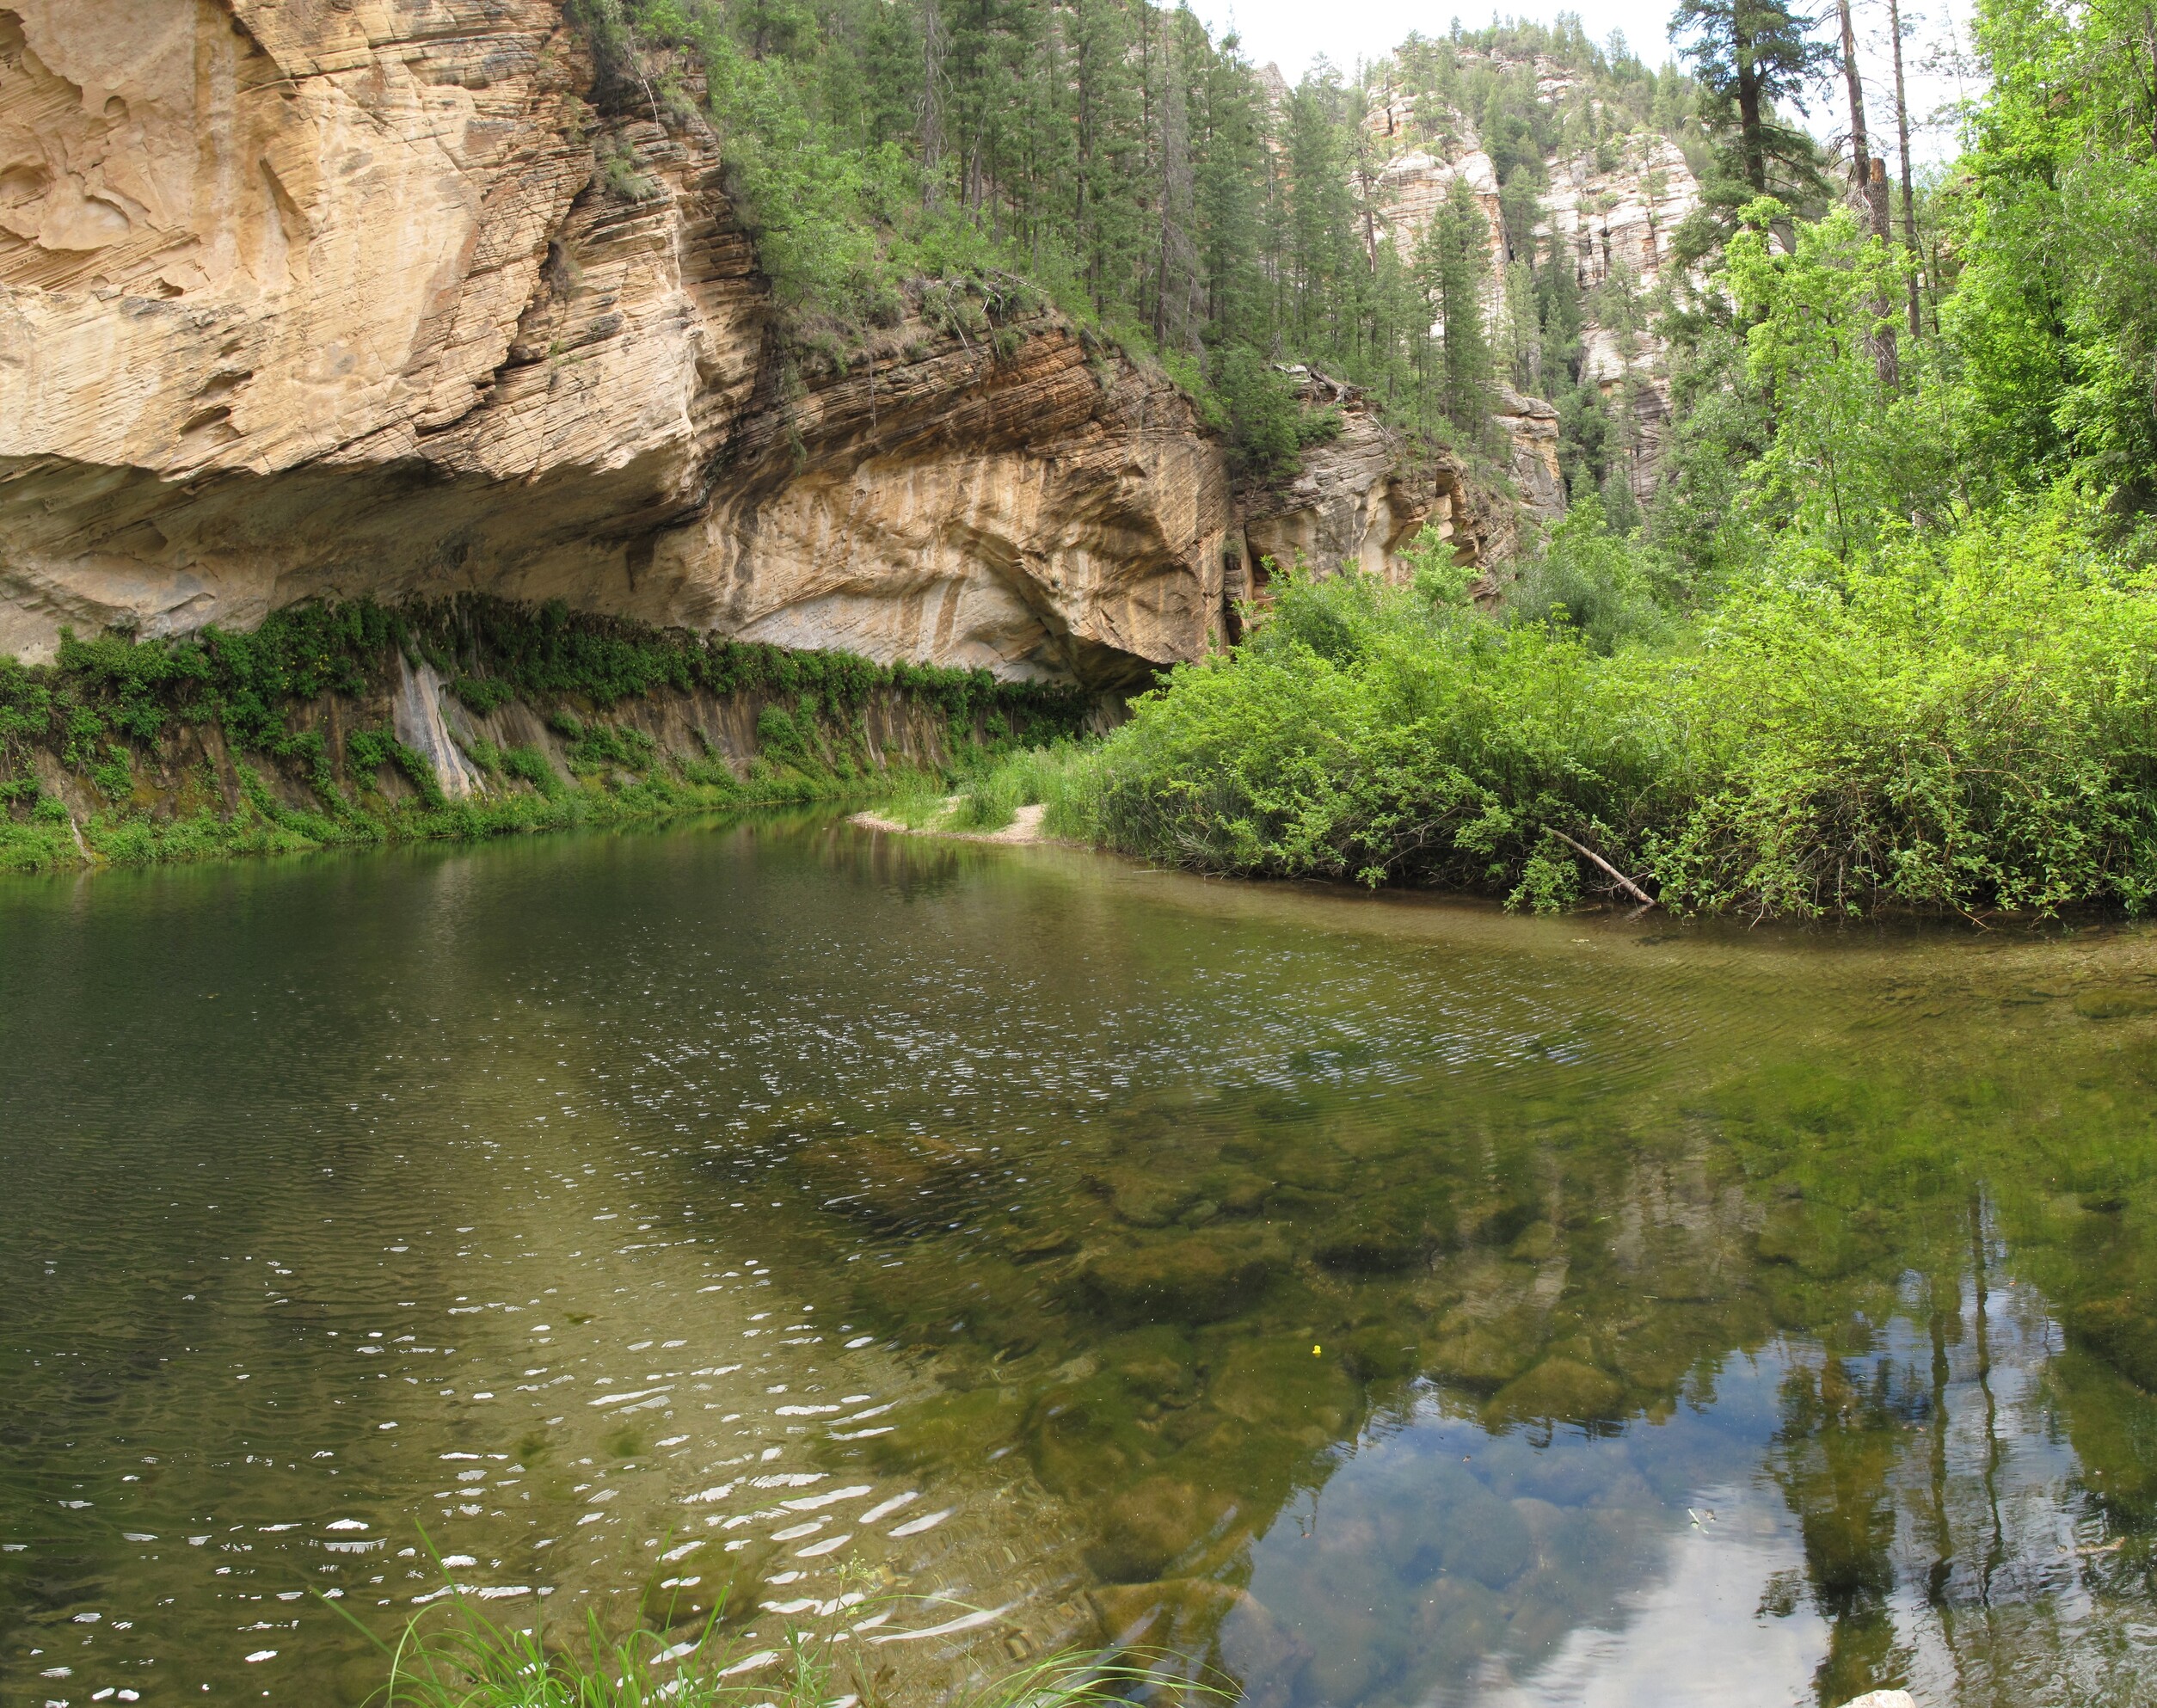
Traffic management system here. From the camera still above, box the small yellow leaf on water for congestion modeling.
[1312,1344,1321,1356]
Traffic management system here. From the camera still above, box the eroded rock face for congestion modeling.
[0,0,1244,682]
[1492,386,1564,521]
[1361,47,1706,507]
[0,2,1515,680]
[1238,375,1515,593]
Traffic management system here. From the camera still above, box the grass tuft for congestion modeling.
[335,1563,1198,1708]
[882,743,1096,837]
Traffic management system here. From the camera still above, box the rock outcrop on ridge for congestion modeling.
[1361,46,1705,505]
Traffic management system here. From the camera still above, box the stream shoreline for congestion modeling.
[847,802,1061,845]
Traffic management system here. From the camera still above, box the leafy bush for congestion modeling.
[558,716,660,777]
[1502,496,1675,653]
[1079,500,2157,919]
[500,745,563,798]
[1209,350,1341,482]
[754,703,801,750]
[347,729,446,808]
[452,676,515,715]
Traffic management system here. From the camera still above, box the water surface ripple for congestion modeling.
[3,818,2156,1705]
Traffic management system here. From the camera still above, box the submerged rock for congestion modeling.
[864,1384,1023,1471]
[1485,1355,1628,1426]
[1424,1311,1539,1392]
[1087,1476,1223,1582]
[2070,1294,2157,1390]
[1095,1169,1206,1229]
[1342,1324,1420,1380]
[1079,1226,1287,1324]
[1092,1577,1311,1708]
[1438,1484,1534,1589]
[1312,1201,1429,1272]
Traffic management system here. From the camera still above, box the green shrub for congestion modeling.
[1077,501,2157,919]
[88,742,132,802]
[452,676,515,715]
[346,729,446,808]
[754,703,814,769]
[1502,496,1676,654]
[561,717,660,777]
[1210,348,1339,483]
[501,745,563,798]
[276,728,341,800]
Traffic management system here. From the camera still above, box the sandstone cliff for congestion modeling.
[1362,46,1705,505]
[0,0,1521,686]
[1236,368,1520,612]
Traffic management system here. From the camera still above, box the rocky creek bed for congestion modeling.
[3,814,2155,1707]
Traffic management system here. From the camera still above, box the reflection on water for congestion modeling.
[3,819,2157,1705]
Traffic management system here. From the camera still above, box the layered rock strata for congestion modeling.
[1236,371,1518,608]
[0,0,1517,685]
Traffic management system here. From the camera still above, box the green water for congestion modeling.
[4,819,2157,1707]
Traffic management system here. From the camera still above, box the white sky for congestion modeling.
[1183,0,1983,164]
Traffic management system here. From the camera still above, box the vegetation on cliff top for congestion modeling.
[0,597,1088,876]
[573,0,1709,494]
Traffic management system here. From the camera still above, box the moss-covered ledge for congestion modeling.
[0,597,1094,875]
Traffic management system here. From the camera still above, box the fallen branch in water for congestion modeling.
[1547,829,1657,909]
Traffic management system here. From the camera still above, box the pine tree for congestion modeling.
[1152,11,1202,352]
[1285,73,1359,363]
[1194,36,1270,350]
[594,0,1744,515]
[1669,0,1828,198]
[1429,174,1495,439]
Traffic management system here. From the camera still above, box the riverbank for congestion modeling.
[0,598,1091,876]
[851,800,1057,844]
[1045,507,2157,923]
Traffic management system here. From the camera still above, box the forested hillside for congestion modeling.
[579,0,2154,574]
[573,0,1726,502]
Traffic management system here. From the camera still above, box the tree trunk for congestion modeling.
[1735,52,1768,194]
[1837,0,1898,385]
[2148,4,2157,157]
[921,0,944,207]
[1835,0,1882,235]
[1889,0,1922,338]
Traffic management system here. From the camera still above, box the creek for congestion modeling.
[3,814,2154,1706]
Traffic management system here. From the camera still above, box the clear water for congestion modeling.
[3,816,2156,1706]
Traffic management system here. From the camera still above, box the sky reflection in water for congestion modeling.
[2,816,2154,1706]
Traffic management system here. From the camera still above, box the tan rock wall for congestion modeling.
[1236,378,1519,608]
[1362,50,1704,507]
[0,2,1501,682]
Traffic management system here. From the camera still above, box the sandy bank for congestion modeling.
[850,801,1056,844]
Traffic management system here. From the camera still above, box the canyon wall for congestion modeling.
[1362,46,1704,505]
[0,0,1514,685]
[1238,371,1522,605]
